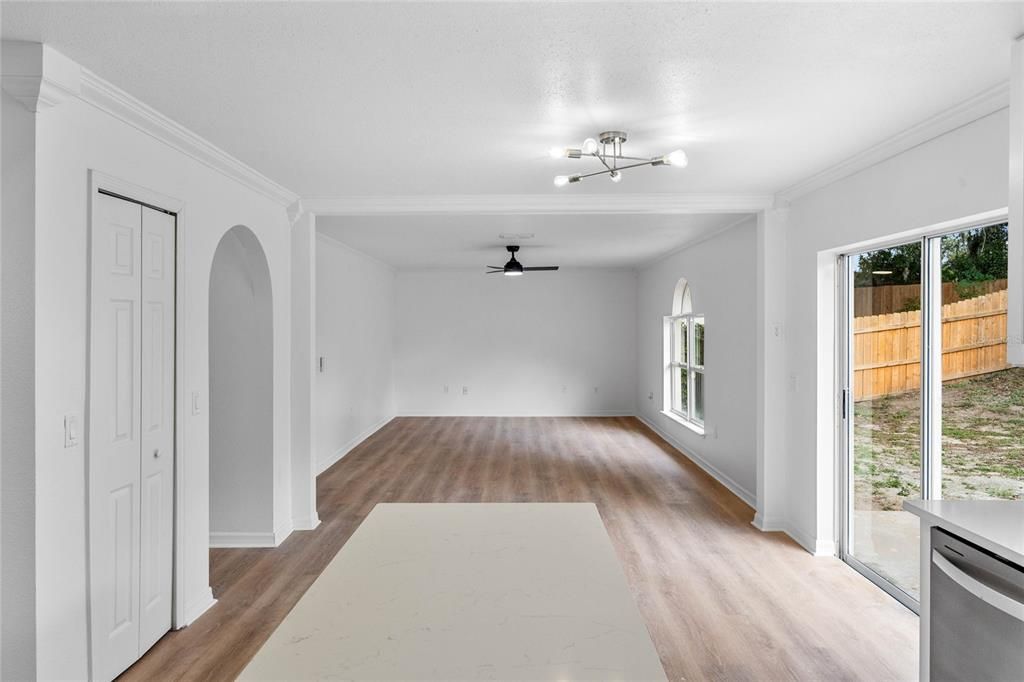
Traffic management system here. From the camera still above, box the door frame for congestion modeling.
[86,170,188,665]
[835,207,1009,613]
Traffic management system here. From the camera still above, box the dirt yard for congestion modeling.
[854,367,1024,510]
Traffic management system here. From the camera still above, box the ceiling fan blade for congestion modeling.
[486,270,505,274]
[486,265,504,269]
[523,266,559,271]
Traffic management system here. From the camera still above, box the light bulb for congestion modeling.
[663,149,688,167]
[548,146,567,159]
[554,175,570,187]
[582,138,599,154]
[609,171,622,183]
[504,270,524,277]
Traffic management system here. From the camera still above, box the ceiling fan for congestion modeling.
[486,245,559,276]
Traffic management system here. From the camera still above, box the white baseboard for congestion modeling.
[752,515,836,557]
[318,414,396,475]
[636,414,756,509]
[396,410,634,417]
[209,530,279,548]
[274,521,293,546]
[292,515,321,531]
[180,588,217,628]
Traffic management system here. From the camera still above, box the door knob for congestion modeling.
[153,449,160,458]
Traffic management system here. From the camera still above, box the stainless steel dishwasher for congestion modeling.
[930,526,1024,681]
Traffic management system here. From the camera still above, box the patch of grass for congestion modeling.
[855,367,1024,506]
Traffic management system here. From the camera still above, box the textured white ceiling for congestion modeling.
[3,2,1021,199]
[316,213,747,269]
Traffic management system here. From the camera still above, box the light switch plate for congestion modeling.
[64,414,79,448]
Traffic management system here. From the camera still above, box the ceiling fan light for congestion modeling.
[582,138,599,154]
[569,174,581,183]
[548,146,567,159]
[663,149,688,167]
[504,269,524,277]
[609,171,622,183]
[554,175,570,187]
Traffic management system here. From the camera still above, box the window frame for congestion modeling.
[666,312,705,428]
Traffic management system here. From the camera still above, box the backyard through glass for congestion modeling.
[939,224,1022,502]
[850,243,922,599]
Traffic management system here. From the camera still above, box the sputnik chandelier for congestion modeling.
[548,131,688,187]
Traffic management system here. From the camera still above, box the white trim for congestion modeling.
[395,411,634,419]
[753,515,836,557]
[659,410,705,436]
[292,516,322,532]
[209,531,280,549]
[639,214,756,269]
[778,81,1010,203]
[317,415,395,475]
[636,414,755,510]
[86,171,196,643]
[304,193,774,216]
[179,589,216,628]
[274,522,293,546]
[1,42,81,112]
[316,230,397,273]
[78,69,298,207]
[1010,36,1024,367]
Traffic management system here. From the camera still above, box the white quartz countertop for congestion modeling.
[903,499,1024,566]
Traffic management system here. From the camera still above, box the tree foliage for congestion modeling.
[854,223,1007,288]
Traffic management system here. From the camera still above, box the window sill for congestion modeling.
[660,410,705,437]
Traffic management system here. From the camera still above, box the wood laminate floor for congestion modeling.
[120,417,918,681]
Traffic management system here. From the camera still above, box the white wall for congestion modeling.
[635,219,759,505]
[209,227,276,542]
[781,108,1010,551]
[1,89,37,682]
[394,269,636,416]
[7,64,298,678]
[315,234,396,473]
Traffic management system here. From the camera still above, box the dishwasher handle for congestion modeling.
[932,549,1024,623]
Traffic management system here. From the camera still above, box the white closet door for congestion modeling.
[89,194,175,680]
[89,193,144,681]
[138,206,175,653]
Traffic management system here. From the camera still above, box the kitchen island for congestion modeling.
[904,499,1024,681]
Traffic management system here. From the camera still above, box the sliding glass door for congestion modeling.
[840,219,1019,610]
[844,241,923,605]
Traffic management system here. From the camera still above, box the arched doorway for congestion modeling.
[209,225,274,546]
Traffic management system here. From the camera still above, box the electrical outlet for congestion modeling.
[593,386,599,394]
[443,384,449,394]
[648,391,654,400]
[319,356,326,373]
[462,386,469,395]
[562,385,567,393]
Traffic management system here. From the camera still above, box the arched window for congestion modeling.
[665,278,705,430]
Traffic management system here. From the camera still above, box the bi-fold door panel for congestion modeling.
[89,193,174,681]
[138,206,175,655]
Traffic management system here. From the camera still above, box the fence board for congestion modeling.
[853,289,1007,400]
[853,278,1007,317]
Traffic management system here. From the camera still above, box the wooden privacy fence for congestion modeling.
[854,278,1008,317]
[853,289,1008,400]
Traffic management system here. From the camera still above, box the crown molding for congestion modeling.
[303,193,773,216]
[1,42,81,112]
[777,80,1011,203]
[637,213,758,269]
[77,67,299,207]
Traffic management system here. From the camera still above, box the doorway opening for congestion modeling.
[208,225,275,551]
